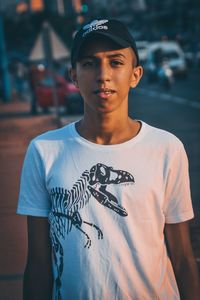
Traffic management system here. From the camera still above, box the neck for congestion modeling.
[76,110,141,145]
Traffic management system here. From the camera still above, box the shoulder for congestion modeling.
[25,122,75,162]
[31,122,73,148]
[143,122,184,149]
[141,122,187,160]
[33,123,71,142]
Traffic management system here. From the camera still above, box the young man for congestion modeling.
[17,19,199,299]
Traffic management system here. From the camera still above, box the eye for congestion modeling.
[110,60,124,66]
[81,60,94,67]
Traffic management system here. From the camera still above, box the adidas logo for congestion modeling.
[82,20,108,37]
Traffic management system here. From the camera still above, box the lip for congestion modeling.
[94,88,116,99]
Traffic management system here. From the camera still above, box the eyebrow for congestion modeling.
[108,53,126,59]
[79,53,127,60]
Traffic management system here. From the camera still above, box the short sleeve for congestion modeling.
[17,141,51,217]
[164,142,194,223]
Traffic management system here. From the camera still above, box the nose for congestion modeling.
[96,61,111,83]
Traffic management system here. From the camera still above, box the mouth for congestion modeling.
[94,89,115,98]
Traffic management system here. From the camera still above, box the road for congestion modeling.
[140,65,200,104]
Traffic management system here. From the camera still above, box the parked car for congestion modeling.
[145,41,188,81]
[35,74,83,114]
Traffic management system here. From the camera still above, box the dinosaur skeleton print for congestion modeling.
[48,163,134,300]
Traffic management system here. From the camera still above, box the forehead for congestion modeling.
[78,35,135,61]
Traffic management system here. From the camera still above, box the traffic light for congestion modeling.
[81,2,88,14]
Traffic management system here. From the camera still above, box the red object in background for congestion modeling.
[35,75,80,109]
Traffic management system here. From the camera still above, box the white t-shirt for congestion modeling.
[17,121,194,300]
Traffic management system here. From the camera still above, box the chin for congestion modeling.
[85,101,118,114]
[97,107,116,114]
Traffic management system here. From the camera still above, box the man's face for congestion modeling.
[71,37,143,114]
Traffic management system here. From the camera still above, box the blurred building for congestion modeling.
[84,0,199,43]
[1,0,199,50]
[144,0,200,41]
[1,0,70,15]
[0,0,20,15]
[0,0,17,11]
[0,0,44,15]
[41,0,75,16]
[84,0,146,20]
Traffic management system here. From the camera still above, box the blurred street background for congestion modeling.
[0,0,200,299]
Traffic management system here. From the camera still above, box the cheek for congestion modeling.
[118,66,134,80]
[76,76,91,97]
[116,71,134,89]
[77,71,96,92]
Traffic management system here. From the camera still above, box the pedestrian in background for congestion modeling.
[17,19,200,299]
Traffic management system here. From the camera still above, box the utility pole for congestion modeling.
[42,22,60,125]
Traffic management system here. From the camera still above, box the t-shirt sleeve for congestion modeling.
[164,142,194,223]
[17,141,51,217]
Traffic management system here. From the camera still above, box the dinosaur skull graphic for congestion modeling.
[89,163,135,185]
[88,163,134,216]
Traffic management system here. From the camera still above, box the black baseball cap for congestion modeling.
[71,19,140,67]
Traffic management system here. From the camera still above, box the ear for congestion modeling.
[69,68,79,88]
[130,66,143,88]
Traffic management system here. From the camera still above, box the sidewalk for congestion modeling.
[0,101,59,300]
[0,100,30,117]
